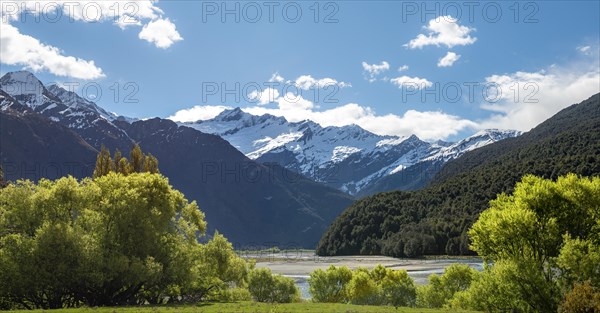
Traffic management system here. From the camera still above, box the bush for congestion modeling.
[343,265,416,307]
[272,275,300,303]
[560,281,600,313]
[448,259,559,313]
[348,269,381,305]
[416,264,478,308]
[215,287,252,302]
[308,265,353,303]
[380,268,416,308]
[248,268,300,303]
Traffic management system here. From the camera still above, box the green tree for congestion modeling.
[247,268,299,303]
[469,174,600,268]
[559,281,600,313]
[380,268,416,308]
[93,145,113,178]
[184,231,250,302]
[112,149,130,175]
[0,173,214,308]
[460,174,600,312]
[449,259,559,313]
[93,145,159,177]
[130,144,145,173]
[272,275,300,303]
[248,268,273,303]
[144,153,159,174]
[0,166,8,188]
[347,269,381,305]
[416,264,478,308]
[556,235,600,290]
[308,265,353,303]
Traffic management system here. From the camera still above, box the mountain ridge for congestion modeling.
[316,93,600,257]
[0,71,354,247]
[184,108,521,196]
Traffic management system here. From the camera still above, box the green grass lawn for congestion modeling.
[7,302,480,313]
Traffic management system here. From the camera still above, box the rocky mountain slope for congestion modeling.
[0,71,353,247]
[185,109,521,195]
[317,93,600,257]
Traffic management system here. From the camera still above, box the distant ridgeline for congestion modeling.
[317,93,600,257]
[0,71,354,248]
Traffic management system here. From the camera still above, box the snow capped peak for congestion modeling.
[472,129,523,140]
[187,109,521,195]
[425,129,522,162]
[0,71,42,87]
[45,84,116,121]
[214,107,251,122]
[0,71,49,108]
[376,136,409,147]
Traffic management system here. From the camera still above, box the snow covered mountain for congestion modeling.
[0,70,521,197]
[0,71,354,247]
[0,71,133,151]
[183,108,522,195]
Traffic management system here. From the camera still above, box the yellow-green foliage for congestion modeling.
[0,173,249,309]
[453,174,600,313]
[416,264,478,308]
[560,281,600,313]
[247,268,300,303]
[309,265,416,307]
[308,265,353,303]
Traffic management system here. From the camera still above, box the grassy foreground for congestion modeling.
[6,302,480,313]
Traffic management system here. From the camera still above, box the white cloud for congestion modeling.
[276,92,315,110]
[362,61,390,82]
[294,75,351,90]
[479,63,600,131]
[246,103,475,141]
[405,16,477,49]
[138,18,183,49]
[269,72,285,83]
[398,65,409,72]
[390,75,433,89]
[168,105,232,122]
[0,1,181,78]
[248,88,280,105]
[437,51,461,67]
[577,45,592,55]
[168,100,475,141]
[0,22,105,79]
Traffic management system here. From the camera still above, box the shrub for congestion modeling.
[345,265,416,307]
[416,264,478,308]
[380,269,416,308]
[248,268,299,303]
[308,265,353,303]
[348,270,381,305]
[448,259,559,313]
[560,281,600,313]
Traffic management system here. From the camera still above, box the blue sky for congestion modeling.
[1,1,599,141]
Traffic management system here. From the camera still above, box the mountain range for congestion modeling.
[317,93,600,257]
[0,70,523,248]
[0,71,353,247]
[184,109,521,196]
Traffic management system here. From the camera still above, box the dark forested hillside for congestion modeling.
[316,93,600,257]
